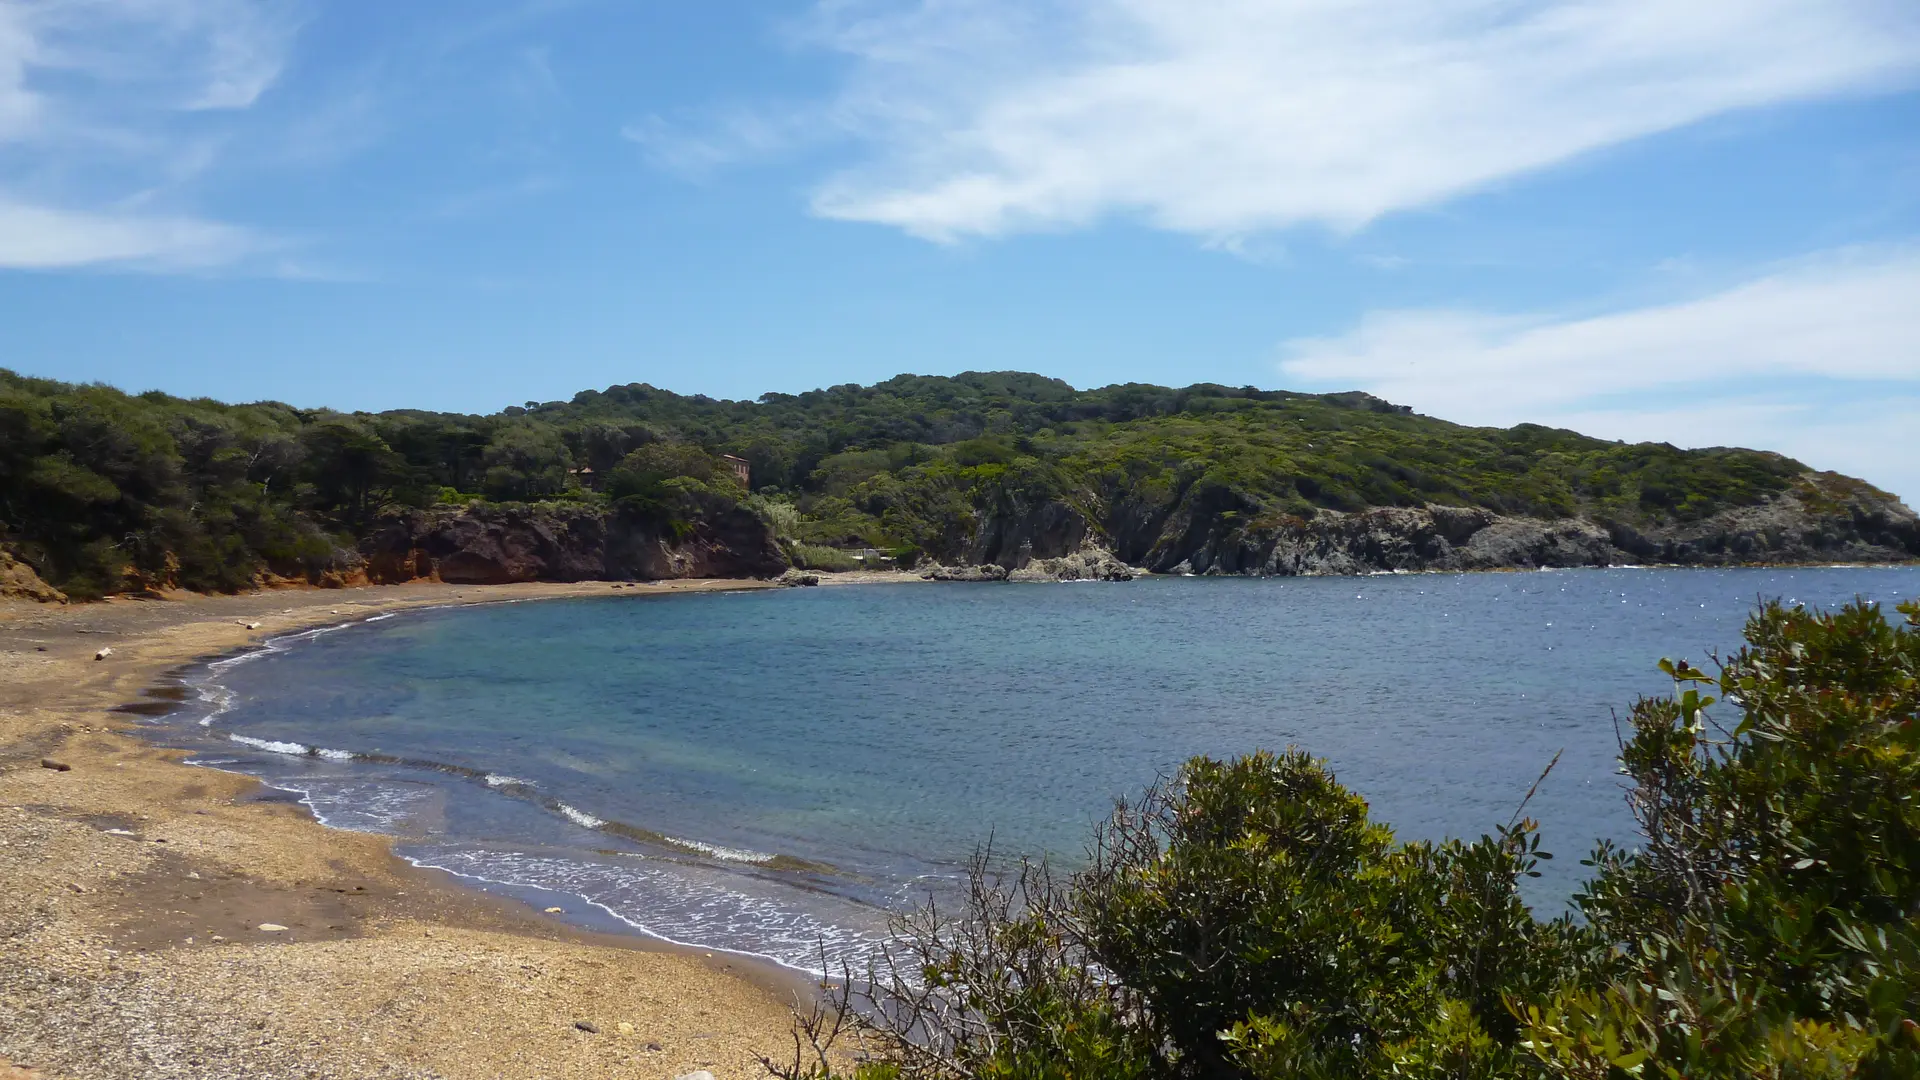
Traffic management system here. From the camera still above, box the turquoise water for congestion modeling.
[166,568,1920,971]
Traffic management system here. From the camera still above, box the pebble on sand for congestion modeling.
[257,923,289,932]
[93,647,112,661]
[574,1021,600,1034]
[39,759,71,772]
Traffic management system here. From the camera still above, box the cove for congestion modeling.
[161,567,1920,971]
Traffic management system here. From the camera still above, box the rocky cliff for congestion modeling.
[930,471,1918,578]
[358,501,787,586]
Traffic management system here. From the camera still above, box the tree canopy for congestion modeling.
[0,367,1840,597]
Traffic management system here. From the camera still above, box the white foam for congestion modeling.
[400,847,881,976]
[557,804,605,829]
[363,613,397,622]
[224,734,357,761]
[228,734,311,756]
[485,773,530,788]
[668,837,776,864]
[196,683,236,726]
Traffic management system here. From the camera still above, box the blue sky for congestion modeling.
[2,0,1918,502]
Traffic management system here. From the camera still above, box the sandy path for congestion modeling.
[0,580,815,1080]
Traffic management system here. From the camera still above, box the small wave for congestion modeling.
[196,683,237,726]
[666,837,776,864]
[229,734,311,756]
[485,773,531,788]
[227,734,356,761]
[557,803,606,829]
[363,613,397,622]
[399,847,881,975]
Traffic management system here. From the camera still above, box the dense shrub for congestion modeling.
[772,599,1920,1080]
[5,366,1844,597]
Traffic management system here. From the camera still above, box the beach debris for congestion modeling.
[245,622,261,630]
[617,1022,635,1035]
[573,1020,600,1034]
[675,1071,717,1080]
[104,828,137,837]
[256,923,288,932]
[94,647,112,661]
[39,759,71,772]
[209,935,225,943]
[543,906,565,914]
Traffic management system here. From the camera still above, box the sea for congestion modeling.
[144,567,1920,973]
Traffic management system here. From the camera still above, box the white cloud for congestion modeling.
[0,0,299,270]
[0,199,264,268]
[1278,248,1920,505]
[794,0,1920,241]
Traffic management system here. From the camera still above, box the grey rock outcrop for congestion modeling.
[1154,473,1918,576]
[915,470,1916,578]
[1007,546,1140,582]
[920,563,1011,582]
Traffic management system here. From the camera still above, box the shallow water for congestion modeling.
[157,568,1920,971]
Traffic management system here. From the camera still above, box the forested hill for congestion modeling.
[2,367,1914,600]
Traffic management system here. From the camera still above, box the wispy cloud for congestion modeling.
[623,106,828,178]
[0,0,301,270]
[1278,247,1920,504]
[0,198,267,268]
[779,0,1920,242]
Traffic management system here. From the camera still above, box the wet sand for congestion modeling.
[0,580,821,1080]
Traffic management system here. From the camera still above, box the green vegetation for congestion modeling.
[774,600,1920,1080]
[0,367,1827,597]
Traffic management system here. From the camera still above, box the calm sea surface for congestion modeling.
[160,568,1920,971]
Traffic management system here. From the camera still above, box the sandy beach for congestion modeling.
[0,580,834,1080]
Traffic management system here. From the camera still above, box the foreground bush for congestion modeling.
[770,599,1920,1079]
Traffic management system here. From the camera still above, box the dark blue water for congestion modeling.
[163,568,1920,971]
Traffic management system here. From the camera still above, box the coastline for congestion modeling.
[0,580,814,1080]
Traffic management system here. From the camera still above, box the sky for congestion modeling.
[1,0,1917,502]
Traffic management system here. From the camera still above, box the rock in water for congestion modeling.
[1008,545,1141,582]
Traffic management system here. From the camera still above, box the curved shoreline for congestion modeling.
[167,617,872,976]
[0,579,820,1080]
